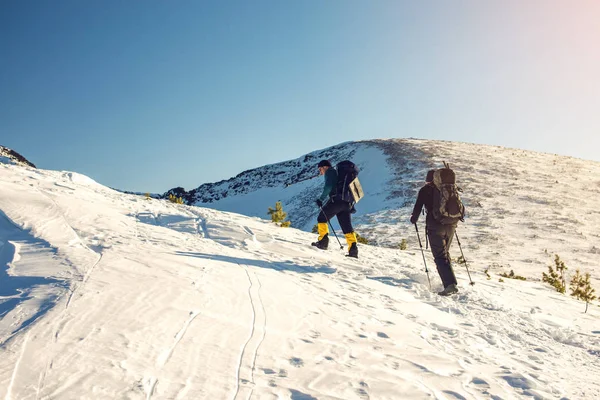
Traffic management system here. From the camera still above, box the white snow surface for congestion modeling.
[1,152,600,399]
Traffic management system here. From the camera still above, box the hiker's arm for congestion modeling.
[318,169,337,202]
[410,188,425,223]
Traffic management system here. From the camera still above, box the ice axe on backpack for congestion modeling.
[414,223,432,291]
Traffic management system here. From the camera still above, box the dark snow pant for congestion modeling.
[317,199,353,234]
[427,221,458,288]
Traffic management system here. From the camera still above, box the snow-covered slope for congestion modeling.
[166,138,600,289]
[1,150,599,399]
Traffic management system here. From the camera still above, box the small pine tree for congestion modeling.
[356,233,369,244]
[168,194,184,204]
[499,270,526,281]
[267,201,291,227]
[311,224,318,233]
[570,269,597,313]
[145,192,151,200]
[542,254,567,293]
[570,269,583,298]
[399,239,407,250]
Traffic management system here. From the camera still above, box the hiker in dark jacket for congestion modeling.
[312,159,358,258]
[411,169,459,296]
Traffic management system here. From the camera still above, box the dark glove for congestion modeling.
[410,215,418,224]
[316,199,323,208]
[350,205,357,214]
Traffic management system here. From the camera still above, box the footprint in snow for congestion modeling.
[443,390,467,400]
[290,389,317,400]
[289,357,304,367]
[469,377,490,389]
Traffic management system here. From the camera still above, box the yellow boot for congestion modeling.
[345,232,358,258]
[317,223,329,240]
[311,223,329,249]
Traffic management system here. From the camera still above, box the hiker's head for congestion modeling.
[425,169,435,183]
[318,159,331,175]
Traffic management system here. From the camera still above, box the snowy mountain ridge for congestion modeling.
[0,145,36,168]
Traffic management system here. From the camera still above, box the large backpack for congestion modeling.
[335,160,364,204]
[431,163,465,224]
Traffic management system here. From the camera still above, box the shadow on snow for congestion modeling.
[0,212,68,345]
[367,275,415,290]
[175,251,336,274]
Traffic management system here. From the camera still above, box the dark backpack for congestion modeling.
[335,160,363,204]
[431,164,465,224]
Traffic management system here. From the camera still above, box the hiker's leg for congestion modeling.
[428,226,457,287]
[337,204,357,254]
[315,202,338,243]
[336,206,353,234]
[443,224,458,285]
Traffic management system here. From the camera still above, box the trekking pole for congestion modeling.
[319,204,344,250]
[414,224,432,290]
[454,231,474,286]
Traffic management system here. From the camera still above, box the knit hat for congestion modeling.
[425,169,435,182]
[318,159,332,168]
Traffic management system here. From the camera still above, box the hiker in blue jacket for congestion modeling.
[312,160,358,258]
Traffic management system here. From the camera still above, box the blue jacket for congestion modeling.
[318,168,338,203]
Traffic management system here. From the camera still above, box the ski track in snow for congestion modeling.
[32,188,104,398]
[146,310,201,400]
[5,331,29,400]
[233,265,266,400]
[191,209,210,239]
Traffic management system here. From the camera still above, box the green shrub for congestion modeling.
[499,270,526,281]
[168,194,184,204]
[484,268,491,280]
[542,254,567,293]
[569,269,597,313]
[267,201,291,227]
[356,233,369,244]
[399,239,407,250]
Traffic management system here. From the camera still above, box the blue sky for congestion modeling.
[2,1,599,192]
